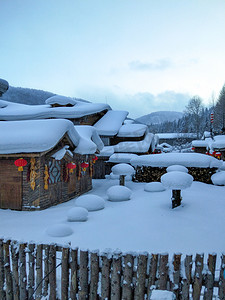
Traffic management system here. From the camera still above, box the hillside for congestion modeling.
[136,111,183,125]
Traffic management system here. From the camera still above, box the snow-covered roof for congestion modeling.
[45,95,78,106]
[0,120,101,155]
[94,110,128,136]
[98,146,115,157]
[0,99,110,121]
[192,139,211,148]
[157,133,197,139]
[211,135,225,150]
[131,153,222,168]
[109,153,138,163]
[114,133,154,153]
[117,124,147,137]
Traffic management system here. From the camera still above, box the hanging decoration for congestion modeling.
[44,164,49,190]
[78,164,81,180]
[67,162,76,173]
[90,160,93,177]
[14,158,27,171]
[30,158,37,190]
[92,155,98,164]
[81,162,89,172]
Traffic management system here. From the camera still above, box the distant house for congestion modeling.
[0,119,103,210]
[156,133,197,146]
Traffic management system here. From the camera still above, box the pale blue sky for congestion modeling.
[1,0,225,118]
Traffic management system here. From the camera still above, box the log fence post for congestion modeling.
[36,244,43,300]
[219,254,225,300]
[43,244,50,297]
[78,250,89,300]
[181,255,192,300]
[28,243,35,300]
[90,251,99,300]
[134,253,148,300]
[61,247,69,300]
[172,253,181,299]
[203,253,217,300]
[11,242,20,300]
[49,244,57,300]
[0,239,5,300]
[192,253,204,300]
[122,253,134,300]
[19,243,27,300]
[111,251,122,300]
[70,248,78,300]
[4,241,13,300]
[158,253,169,290]
[147,254,158,298]
[101,251,112,300]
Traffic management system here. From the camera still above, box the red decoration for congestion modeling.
[67,162,76,173]
[92,155,98,163]
[14,158,27,171]
[210,113,214,124]
[81,162,89,172]
[191,147,195,151]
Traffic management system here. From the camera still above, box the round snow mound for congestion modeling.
[111,163,135,175]
[67,207,88,222]
[110,172,132,181]
[166,165,188,173]
[144,182,166,192]
[46,224,73,237]
[211,171,225,186]
[107,185,132,202]
[161,171,193,190]
[75,195,105,211]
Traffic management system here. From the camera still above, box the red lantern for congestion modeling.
[191,147,195,151]
[81,162,89,172]
[14,158,27,171]
[92,155,98,163]
[67,162,76,173]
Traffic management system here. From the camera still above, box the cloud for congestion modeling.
[129,58,173,71]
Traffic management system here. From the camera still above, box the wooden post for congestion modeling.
[101,252,112,300]
[120,175,125,186]
[172,190,182,208]
[11,242,20,300]
[36,244,43,300]
[158,253,169,290]
[134,253,148,300]
[19,243,27,300]
[122,253,134,300]
[111,251,122,300]
[78,250,89,300]
[147,254,158,298]
[192,253,204,300]
[219,254,225,300]
[0,239,5,300]
[3,241,13,300]
[28,244,35,300]
[203,254,217,300]
[49,245,56,300]
[61,247,69,300]
[181,255,192,300]
[90,251,99,300]
[70,248,78,300]
[172,253,181,299]
[43,244,50,297]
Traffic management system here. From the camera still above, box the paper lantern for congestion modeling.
[67,162,76,173]
[14,158,27,171]
[92,155,98,163]
[81,162,89,172]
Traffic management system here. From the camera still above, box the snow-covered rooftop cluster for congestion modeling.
[117,123,147,137]
[131,153,222,168]
[0,119,102,155]
[114,133,155,153]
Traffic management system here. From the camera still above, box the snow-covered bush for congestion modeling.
[144,182,166,192]
[166,165,188,173]
[211,171,225,186]
[67,207,88,222]
[46,224,73,237]
[107,185,132,202]
[75,195,105,211]
[111,163,135,185]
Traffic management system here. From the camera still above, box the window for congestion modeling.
[48,160,61,184]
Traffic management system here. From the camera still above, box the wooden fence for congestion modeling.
[0,240,225,300]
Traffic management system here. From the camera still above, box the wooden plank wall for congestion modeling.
[0,240,224,300]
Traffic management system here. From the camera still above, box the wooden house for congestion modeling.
[0,119,103,211]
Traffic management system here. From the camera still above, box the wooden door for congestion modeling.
[0,160,22,210]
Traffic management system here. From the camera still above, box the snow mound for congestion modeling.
[166,165,188,173]
[109,172,132,181]
[144,182,166,192]
[67,207,88,222]
[75,195,105,211]
[211,171,225,186]
[220,161,225,171]
[111,163,135,175]
[150,289,175,300]
[107,185,132,202]
[46,224,73,237]
[161,171,193,190]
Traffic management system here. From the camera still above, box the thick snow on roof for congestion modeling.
[114,133,154,153]
[94,110,128,136]
[74,125,104,154]
[0,99,110,121]
[109,153,138,163]
[45,95,78,106]
[131,153,222,168]
[157,133,197,139]
[211,135,225,150]
[98,146,115,157]
[0,120,101,155]
[117,124,147,137]
[192,139,211,148]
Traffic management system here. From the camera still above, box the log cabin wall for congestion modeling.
[68,110,108,126]
[194,147,207,154]
[110,135,145,146]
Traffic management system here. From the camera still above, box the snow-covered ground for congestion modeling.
[0,178,225,256]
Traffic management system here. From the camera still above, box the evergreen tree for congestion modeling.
[214,84,225,133]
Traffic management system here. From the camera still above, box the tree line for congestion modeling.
[148,83,225,139]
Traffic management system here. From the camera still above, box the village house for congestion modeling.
[0,119,103,210]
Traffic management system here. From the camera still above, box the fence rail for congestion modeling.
[0,239,225,299]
